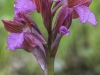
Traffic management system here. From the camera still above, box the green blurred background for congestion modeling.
[0,0,100,75]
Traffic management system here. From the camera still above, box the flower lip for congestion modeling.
[14,0,36,18]
[7,33,24,50]
[59,26,70,36]
[74,5,97,26]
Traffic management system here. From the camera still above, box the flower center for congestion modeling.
[23,27,32,33]
[62,0,68,6]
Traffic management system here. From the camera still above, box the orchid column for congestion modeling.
[2,0,97,75]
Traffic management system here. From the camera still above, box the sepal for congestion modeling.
[34,0,42,13]
[2,20,23,33]
[41,0,52,33]
[53,6,70,31]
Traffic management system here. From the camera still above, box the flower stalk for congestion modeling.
[46,50,55,75]
[46,21,54,75]
[2,0,97,75]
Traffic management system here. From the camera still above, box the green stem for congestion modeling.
[47,50,54,75]
[50,57,54,75]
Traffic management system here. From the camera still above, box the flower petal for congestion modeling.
[62,10,72,29]
[14,0,36,17]
[74,5,97,25]
[22,33,36,52]
[7,33,24,50]
[22,33,45,54]
[59,26,70,36]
